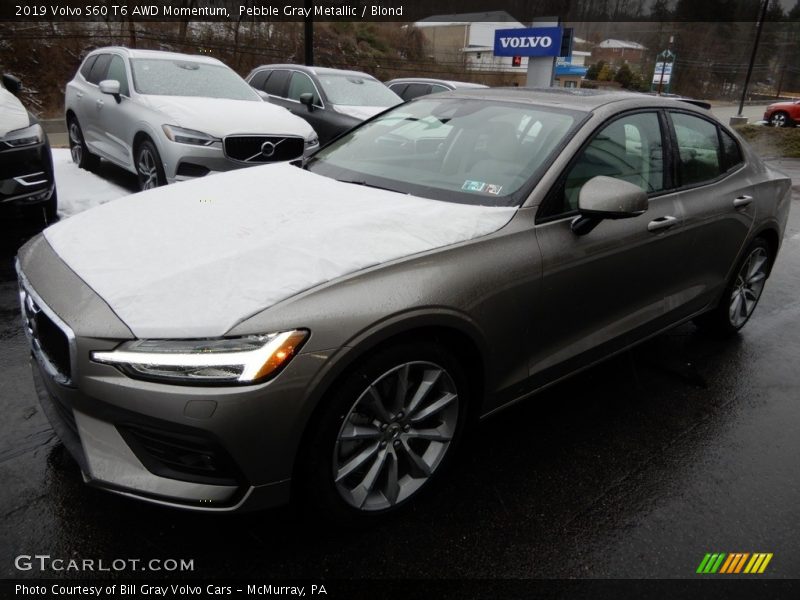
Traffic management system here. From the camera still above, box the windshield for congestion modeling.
[318,73,401,107]
[130,59,259,100]
[306,98,582,206]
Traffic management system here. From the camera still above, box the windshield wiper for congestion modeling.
[336,179,403,194]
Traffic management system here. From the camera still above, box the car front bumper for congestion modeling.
[19,259,332,512]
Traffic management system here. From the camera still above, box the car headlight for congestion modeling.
[162,124,220,147]
[305,134,319,148]
[1,123,44,148]
[91,330,307,385]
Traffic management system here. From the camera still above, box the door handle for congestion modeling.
[96,99,104,109]
[733,195,753,208]
[647,215,678,233]
[76,92,84,99]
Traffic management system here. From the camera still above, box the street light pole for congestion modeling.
[736,0,770,118]
[304,0,314,66]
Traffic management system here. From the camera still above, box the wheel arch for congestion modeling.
[290,314,489,484]
[752,225,781,275]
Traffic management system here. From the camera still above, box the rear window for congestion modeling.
[671,112,722,187]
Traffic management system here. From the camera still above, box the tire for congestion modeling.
[43,189,58,225]
[770,111,792,128]
[67,117,99,171]
[694,237,773,335]
[135,139,167,190]
[295,341,470,525]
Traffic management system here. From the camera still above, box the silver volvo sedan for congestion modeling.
[17,89,792,523]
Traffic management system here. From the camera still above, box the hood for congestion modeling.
[332,104,391,121]
[42,164,516,338]
[141,95,315,139]
[0,86,30,137]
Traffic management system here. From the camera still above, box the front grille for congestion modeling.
[118,424,243,486]
[21,286,72,382]
[223,135,304,163]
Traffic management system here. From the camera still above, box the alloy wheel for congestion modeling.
[69,122,83,164]
[333,361,459,511]
[729,246,769,328]
[137,148,160,190]
[771,113,788,127]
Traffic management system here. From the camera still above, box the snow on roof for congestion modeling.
[415,11,523,27]
[598,39,646,50]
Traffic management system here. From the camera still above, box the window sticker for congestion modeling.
[485,184,503,195]
[462,180,486,192]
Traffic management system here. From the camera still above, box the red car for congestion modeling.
[764,99,800,127]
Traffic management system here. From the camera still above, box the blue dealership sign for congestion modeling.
[493,27,563,57]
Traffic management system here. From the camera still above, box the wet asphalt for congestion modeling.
[1,160,799,582]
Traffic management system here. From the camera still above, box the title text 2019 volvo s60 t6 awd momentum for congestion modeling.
[65,48,318,191]
[17,89,791,523]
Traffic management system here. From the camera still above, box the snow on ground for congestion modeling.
[53,149,133,218]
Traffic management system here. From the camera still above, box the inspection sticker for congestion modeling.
[485,184,503,195]
[462,180,486,192]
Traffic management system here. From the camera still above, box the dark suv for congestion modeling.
[246,65,402,145]
[0,73,57,225]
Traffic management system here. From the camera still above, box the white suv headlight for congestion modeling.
[1,123,44,148]
[91,331,307,385]
[162,124,220,147]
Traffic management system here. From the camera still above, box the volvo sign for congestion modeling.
[493,27,563,57]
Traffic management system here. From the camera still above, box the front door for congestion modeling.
[530,111,693,380]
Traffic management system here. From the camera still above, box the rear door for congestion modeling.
[667,111,755,313]
[80,53,112,151]
[531,110,693,379]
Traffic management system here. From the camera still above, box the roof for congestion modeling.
[431,87,707,113]
[414,11,522,26]
[386,78,488,89]
[252,64,378,80]
[89,47,223,65]
[598,39,646,50]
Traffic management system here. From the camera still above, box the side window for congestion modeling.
[287,72,320,105]
[80,55,98,80]
[430,84,450,94]
[249,70,269,91]
[556,112,664,215]
[403,83,432,100]
[388,83,407,98]
[720,128,744,172]
[263,70,290,97]
[87,54,112,85]
[671,112,722,186]
[106,55,130,96]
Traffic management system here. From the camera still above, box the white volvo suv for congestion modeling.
[65,47,319,190]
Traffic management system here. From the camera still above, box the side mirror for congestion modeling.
[98,79,121,103]
[299,92,315,112]
[256,90,270,101]
[2,73,22,96]
[571,176,648,236]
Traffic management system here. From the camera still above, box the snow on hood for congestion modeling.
[141,95,315,139]
[43,164,516,338]
[333,104,391,121]
[0,86,30,137]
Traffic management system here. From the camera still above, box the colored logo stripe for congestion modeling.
[697,552,773,574]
